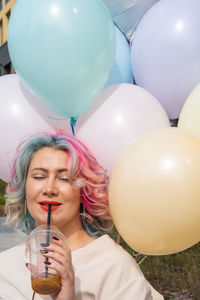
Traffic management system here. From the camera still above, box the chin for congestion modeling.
[33,213,49,227]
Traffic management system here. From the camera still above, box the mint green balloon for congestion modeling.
[8,0,116,117]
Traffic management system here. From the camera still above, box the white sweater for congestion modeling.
[0,234,164,300]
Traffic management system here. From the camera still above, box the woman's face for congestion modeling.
[25,147,82,233]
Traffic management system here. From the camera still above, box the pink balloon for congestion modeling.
[0,74,71,182]
[76,84,170,175]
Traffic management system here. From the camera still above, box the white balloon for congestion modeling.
[131,0,200,119]
[76,84,170,175]
[0,74,71,182]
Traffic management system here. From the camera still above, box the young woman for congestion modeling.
[0,130,163,299]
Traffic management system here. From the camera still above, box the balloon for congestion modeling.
[109,127,200,255]
[104,0,138,15]
[0,74,71,183]
[178,83,200,138]
[103,0,159,40]
[105,26,133,87]
[131,0,200,119]
[8,0,116,118]
[76,84,170,175]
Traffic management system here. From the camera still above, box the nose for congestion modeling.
[42,178,58,197]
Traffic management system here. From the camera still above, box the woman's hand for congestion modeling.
[41,238,76,300]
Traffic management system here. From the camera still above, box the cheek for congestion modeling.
[25,180,40,204]
[61,184,80,197]
[63,187,81,207]
[71,188,81,203]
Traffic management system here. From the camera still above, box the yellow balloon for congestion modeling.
[109,128,200,255]
[178,83,200,138]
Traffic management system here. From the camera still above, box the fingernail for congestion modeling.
[53,236,59,241]
[44,261,51,265]
[40,250,48,254]
[40,243,49,247]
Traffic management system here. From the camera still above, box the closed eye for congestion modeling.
[59,177,69,182]
[33,175,45,179]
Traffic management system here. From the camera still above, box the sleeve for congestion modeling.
[109,277,164,300]
[99,244,164,300]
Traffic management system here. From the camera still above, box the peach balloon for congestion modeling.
[109,127,200,255]
[178,83,200,138]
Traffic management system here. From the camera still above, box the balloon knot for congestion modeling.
[70,117,78,136]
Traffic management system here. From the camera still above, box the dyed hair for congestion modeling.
[5,130,112,236]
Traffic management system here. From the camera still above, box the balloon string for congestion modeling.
[116,233,121,244]
[129,32,134,48]
[70,117,78,136]
[137,255,148,266]
[134,254,140,263]
[47,116,67,120]
[110,230,114,239]
[47,115,78,136]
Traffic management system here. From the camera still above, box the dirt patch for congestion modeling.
[163,290,193,299]
[0,205,5,217]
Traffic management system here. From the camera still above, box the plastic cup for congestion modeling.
[26,225,65,295]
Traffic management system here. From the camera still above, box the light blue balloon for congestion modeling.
[103,0,159,40]
[105,26,133,87]
[8,0,116,118]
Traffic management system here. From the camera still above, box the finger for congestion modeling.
[42,244,70,259]
[42,251,70,266]
[44,261,74,281]
[52,237,68,250]
[41,237,68,250]
[42,242,71,258]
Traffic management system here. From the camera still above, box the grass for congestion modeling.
[140,243,200,299]
[0,179,6,206]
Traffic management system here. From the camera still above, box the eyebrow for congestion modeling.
[31,168,68,173]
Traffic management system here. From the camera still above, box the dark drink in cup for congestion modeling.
[31,273,61,295]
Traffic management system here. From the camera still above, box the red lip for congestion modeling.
[39,201,62,211]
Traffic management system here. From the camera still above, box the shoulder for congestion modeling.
[72,235,164,299]
[98,235,138,262]
[0,243,26,271]
[73,234,131,258]
[100,235,144,276]
[0,243,25,257]
[72,234,143,278]
[99,235,140,262]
